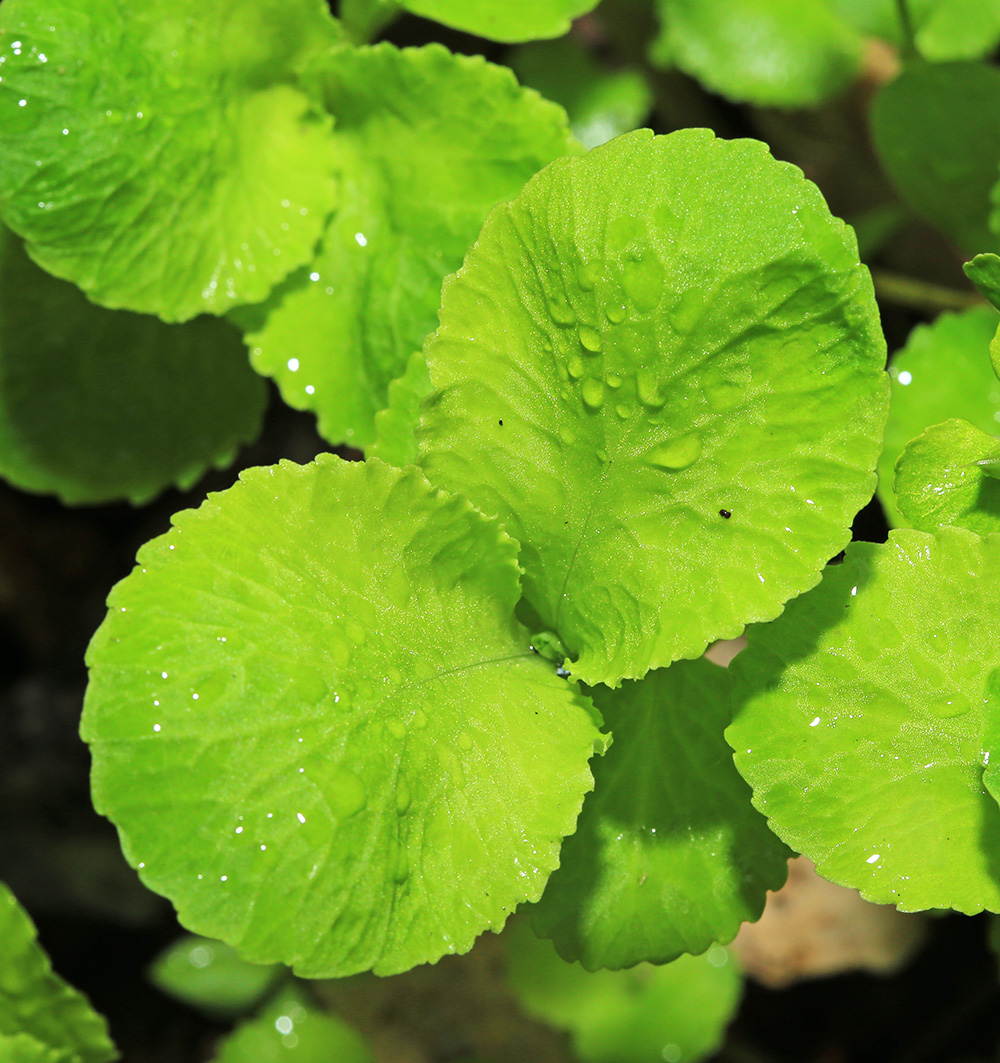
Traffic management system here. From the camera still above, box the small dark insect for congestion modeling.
[719,509,732,519]
[498,418,503,426]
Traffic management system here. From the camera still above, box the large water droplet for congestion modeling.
[326,769,366,819]
[669,289,704,334]
[636,369,665,408]
[927,692,971,719]
[549,296,576,327]
[579,325,602,353]
[581,377,605,409]
[576,260,601,291]
[605,303,627,324]
[621,254,664,311]
[647,435,702,471]
[567,354,585,379]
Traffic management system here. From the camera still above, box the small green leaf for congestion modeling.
[506,919,741,1063]
[912,0,1000,61]
[651,0,863,108]
[239,43,576,446]
[148,935,284,1016]
[0,0,339,321]
[894,418,1000,534]
[0,882,116,1063]
[0,226,266,505]
[964,253,1000,310]
[210,989,371,1063]
[728,528,1000,914]
[418,128,888,686]
[509,38,652,150]
[393,0,600,43]
[870,62,1000,255]
[877,307,1000,527]
[83,456,606,978]
[532,658,789,970]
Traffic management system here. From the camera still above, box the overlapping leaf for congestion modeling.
[418,129,888,686]
[894,419,1000,534]
[652,0,863,108]
[394,0,600,43]
[871,63,1000,256]
[239,43,576,446]
[0,883,116,1063]
[728,528,1000,913]
[877,307,1000,527]
[834,0,1000,60]
[532,658,789,970]
[83,456,606,978]
[0,0,339,321]
[0,226,266,505]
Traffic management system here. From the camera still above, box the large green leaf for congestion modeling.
[0,226,266,505]
[238,43,575,446]
[0,0,339,321]
[506,919,741,1063]
[877,307,1000,527]
[893,419,1000,535]
[418,129,888,687]
[652,0,863,108]
[0,883,116,1063]
[728,528,1000,914]
[395,0,600,43]
[83,455,606,978]
[870,62,1000,256]
[532,658,789,970]
[833,0,1000,59]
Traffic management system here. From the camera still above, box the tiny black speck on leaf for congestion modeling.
[719,509,732,519]
[498,418,503,426]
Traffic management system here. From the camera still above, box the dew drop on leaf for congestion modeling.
[581,377,605,409]
[647,435,703,471]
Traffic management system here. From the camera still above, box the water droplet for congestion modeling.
[412,708,428,729]
[559,426,577,445]
[605,303,626,324]
[395,776,411,814]
[567,354,585,379]
[621,254,664,311]
[647,435,702,470]
[615,403,631,420]
[668,289,704,334]
[325,769,366,819]
[549,296,576,327]
[295,667,328,705]
[927,692,971,719]
[636,369,664,408]
[605,373,622,389]
[581,377,605,409]
[576,260,601,291]
[458,732,473,751]
[579,325,602,353]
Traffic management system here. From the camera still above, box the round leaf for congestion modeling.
[418,128,888,687]
[728,528,1000,914]
[877,307,1000,527]
[0,0,339,321]
[506,919,741,1063]
[82,455,606,978]
[532,658,790,970]
[894,418,1000,535]
[652,0,863,108]
[395,0,600,43]
[870,62,1000,255]
[0,226,266,505]
[239,43,576,446]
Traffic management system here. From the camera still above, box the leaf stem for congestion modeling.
[871,270,985,314]
[893,0,919,60]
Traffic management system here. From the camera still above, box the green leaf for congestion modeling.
[394,0,600,43]
[82,455,606,978]
[506,919,741,1063]
[893,418,1000,534]
[870,62,1000,256]
[912,0,1000,61]
[727,528,1000,914]
[532,658,790,970]
[981,668,1000,807]
[964,254,1000,310]
[0,882,116,1063]
[877,307,1000,527]
[0,0,339,322]
[418,128,888,687]
[0,226,266,505]
[0,1035,65,1063]
[368,351,431,468]
[238,43,576,446]
[210,989,371,1063]
[148,935,284,1017]
[509,38,652,150]
[651,0,863,108]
